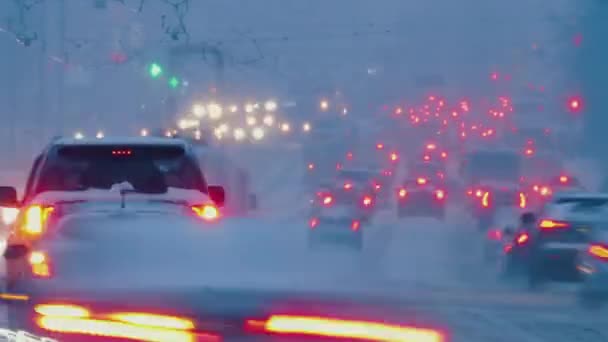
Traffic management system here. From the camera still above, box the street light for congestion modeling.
[302,122,311,132]
[263,114,275,127]
[320,100,329,111]
[192,104,206,117]
[74,132,84,139]
[265,100,278,112]
[140,128,149,137]
[234,128,246,141]
[252,127,265,140]
[96,131,104,139]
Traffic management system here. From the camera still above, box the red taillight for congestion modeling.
[539,186,551,197]
[524,147,535,156]
[417,177,427,185]
[246,315,445,342]
[423,155,431,161]
[346,152,353,160]
[374,184,382,191]
[398,188,408,198]
[440,151,448,159]
[390,152,399,162]
[344,182,353,190]
[323,195,334,206]
[589,244,608,261]
[539,219,569,229]
[29,251,51,278]
[435,189,445,200]
[474,189,483,198]
[481,191,490,208]
[309,218,319,229]
[20,205,54,236]
[336,163,343,170]
[519,192,527,208]
[426,143,437,150]
[559,175,569,184]
[307,163,315,170]
[192,204,220,221]
[516,232,529,245]
[351,220,360,231]
[487,229,502,240]
[362,196,373,207]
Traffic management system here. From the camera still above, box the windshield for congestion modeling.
[467,151,521,182]
[35,145,206,194]
[3,1,605,340]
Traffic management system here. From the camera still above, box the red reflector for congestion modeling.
[247,315,445,342]
[487,229,502,241]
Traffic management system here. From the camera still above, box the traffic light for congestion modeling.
[168,76,180,88]
[148,63,163,78]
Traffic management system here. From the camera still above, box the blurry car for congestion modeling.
[3,210,446,341]
[0,137,225,289]
[396,177,446,220]
[507,192,608,289]
[334,168,383,211]
[482,207,519,263]
[308,196,365,250]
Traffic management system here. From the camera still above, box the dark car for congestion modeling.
[503,193,608,289]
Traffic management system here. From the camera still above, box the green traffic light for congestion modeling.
[148,63,163,78]
[168,76,180,88]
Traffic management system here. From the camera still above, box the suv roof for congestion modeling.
[52,137,189,148]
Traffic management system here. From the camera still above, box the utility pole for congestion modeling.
[42,0,66,139]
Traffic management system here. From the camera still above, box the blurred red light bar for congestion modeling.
[248,315,445,342]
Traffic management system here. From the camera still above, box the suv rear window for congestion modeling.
[34,144,207,195]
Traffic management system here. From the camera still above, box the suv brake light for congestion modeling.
[539,219,569,229]
[20,205,54,236]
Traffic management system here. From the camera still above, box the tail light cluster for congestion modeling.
[588,244,608,261]
[191,204,220,222]
[470,190,527,209]
[17,205,55,237]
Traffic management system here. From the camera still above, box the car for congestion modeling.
[308,197,365,250]
[508,193,608,289]
[460,148,525,229]
[0,137,226,289]
[396,177,446,220]
[333,168,382,213]
[2,211,445,341]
